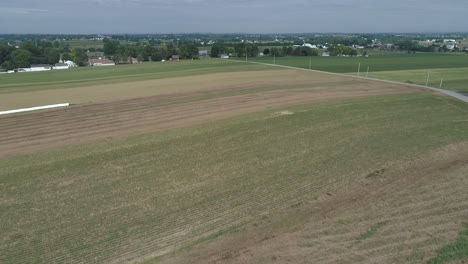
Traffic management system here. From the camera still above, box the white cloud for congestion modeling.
[0,7,48,14]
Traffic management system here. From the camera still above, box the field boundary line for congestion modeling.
[231,59,468,103]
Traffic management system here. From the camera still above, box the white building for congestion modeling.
[30,64,52,72]
[303,43,318,49]
[54,63,70,70]
[89,59,115,66]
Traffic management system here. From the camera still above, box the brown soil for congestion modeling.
[1,70,357,110]
[160,143,468,264]
[0,77,415,158]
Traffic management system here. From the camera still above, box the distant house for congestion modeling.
[30,64,52,72]
[89,59,115,66]
[64,60,77,67]
[86,51,105,60]
[17,68,32,73]
[171,55,180,61]
[303,43,318,49]
[220,54,229,59]
[446,45,456,51]
[321,52,330,57]
[54,63,69,70]
[199,50,209,58]
[130,57,140,64]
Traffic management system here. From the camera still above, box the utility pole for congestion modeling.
[274,54,276,65]
[366,66,369,78]
[440,78,444,88]
[309,56,312,70]
[358,63,361,77]
[426,70,430,87]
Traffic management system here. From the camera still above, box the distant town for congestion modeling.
[1,33,467,74]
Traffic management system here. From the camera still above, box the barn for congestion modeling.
[30,64,52,72]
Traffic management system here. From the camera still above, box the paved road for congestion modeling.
[236,60,468,103]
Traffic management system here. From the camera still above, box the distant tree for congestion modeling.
[151,50,163,61]
[263,48,270,55]
[270,47,284,57]
[0,46,15,65]
[53,41,60,49]
[211,43,224,57]
[6,49,33,69]
[21,41,40,55]
[71,48,88,66]
[234,43,246,57]
[246,45,259,57]
[179,44,199,59]
[142,46,155,61]
[43,47,60,64]
[62,53,72,61]
[103,39,120,56]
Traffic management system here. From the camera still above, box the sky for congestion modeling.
[1,0,468,34]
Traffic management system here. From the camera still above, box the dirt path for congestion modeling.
[0,81,415,158]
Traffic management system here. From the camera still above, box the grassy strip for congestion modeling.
[428,223,468,264]
[356,221,389,242]
[0,61,271,94]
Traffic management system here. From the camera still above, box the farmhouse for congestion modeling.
[86,51,105,60]
[89,59,116,66]
[30,64,52,72]
[303,43,318,49]
[54,63,69,70]
[171,55,180,61]
[199,50,209,58]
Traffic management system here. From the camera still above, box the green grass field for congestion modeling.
[0,60,275,94]
[2,92,468,263]
[1,58,468,263]
[245,53,468,92]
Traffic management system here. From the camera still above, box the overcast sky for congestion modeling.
[1,0,467,34]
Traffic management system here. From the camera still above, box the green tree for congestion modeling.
[179,44,199,59]
[271,47,284,57]
[10,49,33,68]
[71,48,88,66]
[0,46,15,65]
[246,45,259,57]
[43,47,60,65]
[103,39,120,56]
[234,43,246,57]
[62,53,72,61]
[263,48,270,55]
[211,43,225,57]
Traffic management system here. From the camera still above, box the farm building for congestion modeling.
[89,59,116,67]
[130,57,140,64]
[30,64,52,72]
[64,60,77,67]
[220,54,229,59]
[171,55,180,61]
[54,63,70,70]
[17,68,32,73]
[199,50,209,58]
[86,51,105,60]
[303,43,318,49]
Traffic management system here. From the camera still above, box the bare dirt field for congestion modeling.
[161,142,468,264]
[0,72,416,158]
[2,69,359,110]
